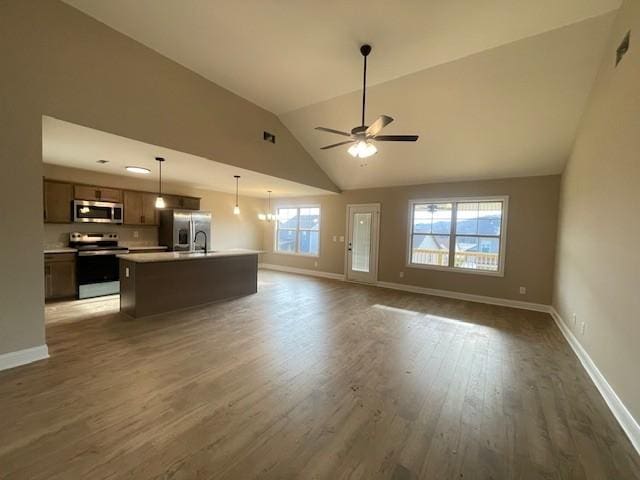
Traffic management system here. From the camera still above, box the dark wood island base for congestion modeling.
[118,250,259,318]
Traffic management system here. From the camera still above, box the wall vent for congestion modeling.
[263,131,276,144]
[616,31,630,67]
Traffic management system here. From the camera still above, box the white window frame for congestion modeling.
[406,196,509,277]
[274,205,321,257]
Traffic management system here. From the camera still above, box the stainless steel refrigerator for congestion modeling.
[158,210,212,252]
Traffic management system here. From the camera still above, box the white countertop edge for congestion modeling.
[118,249,263,263]
[44,248,78,254]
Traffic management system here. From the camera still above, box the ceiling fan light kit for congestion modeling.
[315,44,418,159]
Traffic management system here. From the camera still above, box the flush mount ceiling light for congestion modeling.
[125,166,151,174]
[154,157,166,209]
[233,175,241,215]
[315,44,419,159]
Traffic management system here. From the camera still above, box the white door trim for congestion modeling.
[345,203,381,284]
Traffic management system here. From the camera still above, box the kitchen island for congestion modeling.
[118,249,260,318]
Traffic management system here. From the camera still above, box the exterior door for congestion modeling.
[346,204,380,283]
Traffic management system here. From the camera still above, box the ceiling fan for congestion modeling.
[316,44,418,159]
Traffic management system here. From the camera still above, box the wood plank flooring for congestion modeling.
[1,270,638,479]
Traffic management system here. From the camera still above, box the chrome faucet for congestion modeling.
[193,230,208,253]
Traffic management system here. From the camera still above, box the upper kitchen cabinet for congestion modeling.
[123,190,158,225]
[163,195,200,210]
[74,185,122,203]
[44,180,73,223]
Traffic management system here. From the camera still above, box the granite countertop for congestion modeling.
[124,245,168,251]
[118,249,262,263]
[44,247,78,254]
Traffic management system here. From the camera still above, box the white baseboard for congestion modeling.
[550,307,640,455]
[0,344,49,372]
[259,263,345,281]
[376,280,551,313]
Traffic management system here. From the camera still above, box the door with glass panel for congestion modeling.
[346,204,380,283]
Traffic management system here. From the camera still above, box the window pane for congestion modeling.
[477,202,502,235]
[411,234,450,266]
[298,230,319,256]
[299,207,320,230]
[455,202,479,234]
[413,203,452,235]
[455,236,499,271]
[278,208,298,229]
[352,213,372,272]
[277,229,297,253]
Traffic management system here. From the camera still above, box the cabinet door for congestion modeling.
[74,185,122,202]
[142,193,159,225]
[44,180,73,223]
[123,191,143,225]
[97,187,122,202]
[181,197,200,210]
[45,257,76,300]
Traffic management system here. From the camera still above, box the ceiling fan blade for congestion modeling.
[320,140,355,150]
[315,127,352,137]
[365,115,394,137]
[374,135,419,142]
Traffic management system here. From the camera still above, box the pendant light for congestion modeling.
[258,190,275,221]
[233,175,241,215]
[155,157,166,208]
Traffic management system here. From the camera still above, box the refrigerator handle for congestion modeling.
[189,219,194,252]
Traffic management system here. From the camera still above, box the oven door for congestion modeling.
[76,251,122,299]
[77,251,121,285]
[74,200,123,224]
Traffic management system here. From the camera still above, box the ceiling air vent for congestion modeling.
[616,31,630,67]
[263,131,276,144]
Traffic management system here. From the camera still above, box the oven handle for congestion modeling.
[77,250,129,256]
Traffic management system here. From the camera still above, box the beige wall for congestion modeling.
[554,0,640,423]
[43,164,265,251]
[262,175,560,304]
[0,0,335,356]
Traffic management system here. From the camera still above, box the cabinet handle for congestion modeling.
[96,189,101,199]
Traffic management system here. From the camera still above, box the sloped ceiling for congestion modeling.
[62,0,620,190]
[281,14,616,189]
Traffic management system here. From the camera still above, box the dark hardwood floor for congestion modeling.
[1,270,638,479]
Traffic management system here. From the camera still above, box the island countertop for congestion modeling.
[118,248,262,263]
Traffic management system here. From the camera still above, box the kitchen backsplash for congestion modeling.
[44,223,159,249]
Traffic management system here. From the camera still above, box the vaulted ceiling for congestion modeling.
[62,0,621,190]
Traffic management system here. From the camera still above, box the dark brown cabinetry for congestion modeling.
[44,253,76,300]
[163,195,200,210]
[74,185,122,203]
[43,178,200,223]
[43,180,73,223]
[123,191,158,225]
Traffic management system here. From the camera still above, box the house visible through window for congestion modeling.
[408,197,507,275]
[276,206,320,256]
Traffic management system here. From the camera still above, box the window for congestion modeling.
[408,197,507,275]
[275,206,320,256]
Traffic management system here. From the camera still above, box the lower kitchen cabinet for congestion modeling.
[44,253,76,300]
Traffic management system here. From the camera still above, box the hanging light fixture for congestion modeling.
[258,190,275,221]
[233,175,241,215]
[155,157,166,208]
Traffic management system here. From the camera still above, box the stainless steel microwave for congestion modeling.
[73,200,123,224]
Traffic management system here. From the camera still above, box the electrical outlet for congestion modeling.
[332,235,337,242]
[580,321,586,335]
[519,286,526,295]
[314,261,318,268]
[339,236,345,242]
[133,231,139,239]
[572,313,577,326]
[399,271,404,279]
[125,267,130,278]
